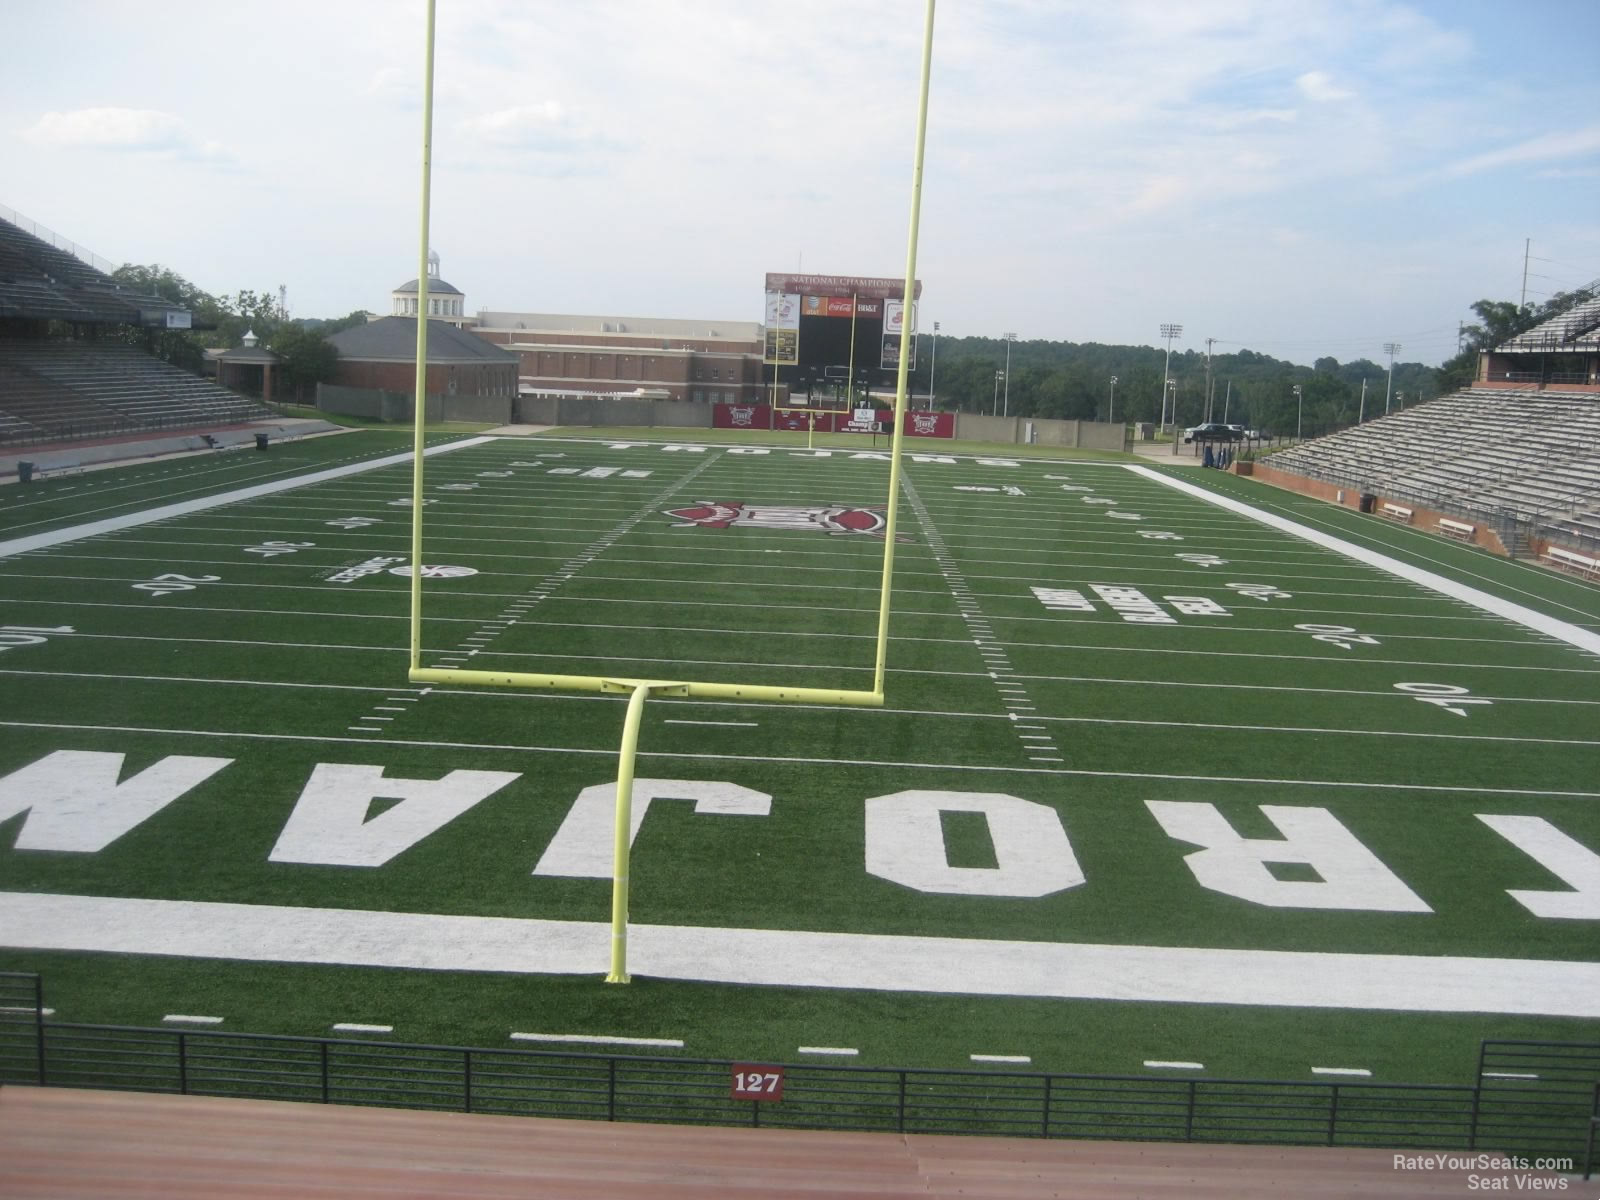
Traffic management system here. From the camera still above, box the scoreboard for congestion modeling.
[763,273,921,382]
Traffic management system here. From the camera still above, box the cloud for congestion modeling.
[23,106,234,165]
[1441,125,1600,178]
[1295,71,1354,102]
[454,102,620,174]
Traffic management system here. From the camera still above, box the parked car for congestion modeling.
[1182,422,1245,443]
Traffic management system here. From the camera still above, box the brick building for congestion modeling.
[326,316,517,399]
[472,312,766,405]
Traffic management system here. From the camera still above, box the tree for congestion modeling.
[110,263,215,371]
[304,310,370,337]
[111,263,210,310]
[270,325,340,403]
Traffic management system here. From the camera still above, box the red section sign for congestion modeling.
[731,1064,785,1101]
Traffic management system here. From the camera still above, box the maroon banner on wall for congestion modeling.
[902,409,954,438]
[712,403,773,429]
[713,404,953,438]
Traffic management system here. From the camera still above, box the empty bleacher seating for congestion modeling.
[0,340,274,446]
[1263,387,1600,562]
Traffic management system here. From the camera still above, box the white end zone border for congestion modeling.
[1,891,1595,1017]
[1128,465,1600,658]
[0,437,497,560]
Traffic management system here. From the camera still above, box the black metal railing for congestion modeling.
[1477,1039,1600,1168]
[1,973,1592,1166]
[1586,1083,1598,1180]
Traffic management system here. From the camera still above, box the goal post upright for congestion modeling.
[873,0,936,698]
[407,0,437,677]
[405,0,936,984]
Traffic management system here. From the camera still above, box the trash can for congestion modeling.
[254,433,269,451]
[1359,493,1376,514]
[17,461,34,484]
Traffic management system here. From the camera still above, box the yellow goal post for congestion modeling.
[404,0,938,983]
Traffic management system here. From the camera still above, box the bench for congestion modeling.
[1541,546,1600,580]
[1437,518,1476,542]
[35,461,86,479]
[1380,502,1414,524]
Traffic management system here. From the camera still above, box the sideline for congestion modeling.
[0,437,496,560]
[1129,465,1600,657]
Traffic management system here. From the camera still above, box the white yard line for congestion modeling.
[0,437,496,559]
[5,893,1595,1018]
[511,1032,683,1048]
[12,666,1598,749]
[4,717,1599,797]
[1129,465,1600,657]
[18,597,1600,677]
[347,448,727,731]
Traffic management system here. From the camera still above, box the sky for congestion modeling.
[3,0,1598,368]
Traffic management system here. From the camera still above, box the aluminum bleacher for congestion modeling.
[1262,387,1600,558]
[0,340,274,446]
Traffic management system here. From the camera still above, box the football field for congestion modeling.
[1,430,1597,1085]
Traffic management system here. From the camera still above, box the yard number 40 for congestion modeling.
[1394,682,1491,718]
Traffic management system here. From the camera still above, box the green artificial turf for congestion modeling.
[1,433,1596,1091]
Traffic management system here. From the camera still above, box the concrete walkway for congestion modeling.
[1129,440,1205,467]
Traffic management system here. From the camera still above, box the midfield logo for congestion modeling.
[664,501,902,539]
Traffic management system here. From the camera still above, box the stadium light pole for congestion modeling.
[928,320,939,409]
[1358,377,1368,423]
[993,370,1004,415]
[1293,384,1304,440]
[1108,375,1117,422]
[1384,342,1401,415]
[1002,331,1016,417]
[1159,323,1182,434]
